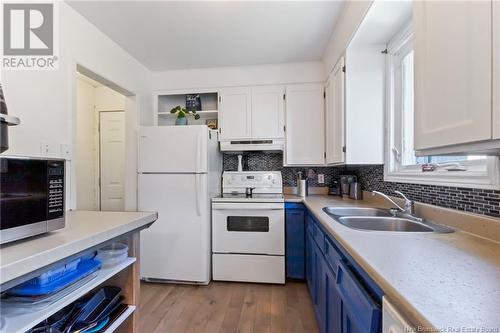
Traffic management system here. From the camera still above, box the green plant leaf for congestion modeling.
[170,105,181,114]
[194,114,201,120]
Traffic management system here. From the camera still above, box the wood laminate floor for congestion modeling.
[138,281,319,333]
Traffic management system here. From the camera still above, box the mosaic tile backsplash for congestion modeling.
[222,153,500,218]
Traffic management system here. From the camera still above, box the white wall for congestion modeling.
[1,2,152,210]
[151,61,326,91]
[322,1,373,75]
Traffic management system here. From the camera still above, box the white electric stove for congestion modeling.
[211,171,285,284]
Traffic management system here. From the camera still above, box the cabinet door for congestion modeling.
[325,58,345,165]
[251,85,285,139]
[285,208,305,279]
[414,1,492,150]
[285,83,325,165]
[337,262,380,333]
[324,260,342,333]
[494,1,500,139]
[219,87,252,140]
[315,248,326,333]
[305,223,314,296]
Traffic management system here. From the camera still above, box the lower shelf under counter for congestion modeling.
[0,257,136,333]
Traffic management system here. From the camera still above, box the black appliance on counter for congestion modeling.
[0,83,20,153]
[0,156,65,244]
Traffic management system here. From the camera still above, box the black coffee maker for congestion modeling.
[0,83,20,153]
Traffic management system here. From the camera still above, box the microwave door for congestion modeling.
[0,159,49,230]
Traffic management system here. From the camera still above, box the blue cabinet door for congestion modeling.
[305,214,315,297]
[285,207,305,279]
[323,260,342,333]
[337,261,381,333]
[314,241,326,333]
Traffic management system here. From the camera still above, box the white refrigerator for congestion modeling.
[138,125,221,284]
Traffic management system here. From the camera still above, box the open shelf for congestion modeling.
[102,305,136,333]
[156,91,219,126]
[0,257,136,333]
[158,109,218,117]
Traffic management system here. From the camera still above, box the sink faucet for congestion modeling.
[372,191,415,215]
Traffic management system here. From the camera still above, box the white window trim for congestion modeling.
[384,25,500,190]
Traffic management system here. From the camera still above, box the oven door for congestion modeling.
[212,202,284,255]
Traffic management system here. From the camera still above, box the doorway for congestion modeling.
[75,72,126,211]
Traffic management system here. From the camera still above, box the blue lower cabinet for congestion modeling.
[323,260,342,333]
[314,242,326,333]
[303,212,381,333]
[305,223,314,296]
[337,261,381,333]
[285,204,305,279]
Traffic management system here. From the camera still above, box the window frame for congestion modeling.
[384,25,500,189]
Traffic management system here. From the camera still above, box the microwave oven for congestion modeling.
[0,156,65,245]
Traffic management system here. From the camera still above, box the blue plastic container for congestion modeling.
[8,259,101,296]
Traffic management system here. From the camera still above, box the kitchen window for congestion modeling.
[384,25,499,189]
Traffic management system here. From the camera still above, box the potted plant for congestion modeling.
[170,105,200,125]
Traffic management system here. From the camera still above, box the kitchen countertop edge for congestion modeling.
[0,210,158,286]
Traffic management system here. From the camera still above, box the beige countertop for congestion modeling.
[0,210,157,286]
[285,194,500,331]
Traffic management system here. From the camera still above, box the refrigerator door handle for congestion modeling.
[195,130,202,173]
[195,173,202,216]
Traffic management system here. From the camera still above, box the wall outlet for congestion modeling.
[318,174,325,184]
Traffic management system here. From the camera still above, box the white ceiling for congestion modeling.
[67,1,344,71]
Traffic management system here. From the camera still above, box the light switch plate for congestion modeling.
[318,174,325,184]
[40,143,50,156]
[60,144,71,160]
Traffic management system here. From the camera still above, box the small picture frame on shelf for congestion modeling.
[185,94,202,111]
[206,119,218,129]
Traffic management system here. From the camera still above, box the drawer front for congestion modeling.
[324,237,343,274]
[337,261,380,332]
[312,222,325,254]
[213,254,285,284]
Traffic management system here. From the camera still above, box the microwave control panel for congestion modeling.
[47,160,65,219]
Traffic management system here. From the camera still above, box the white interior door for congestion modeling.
[494,0,500,140]
[284,83,325,165]
[251,85,285,139]
[138,173,210,283]
[325,58,345,165]
[219,87,252,140]
[99,111,125,211]
[414,1,492,150]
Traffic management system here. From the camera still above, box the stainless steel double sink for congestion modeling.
[322,207,454,233]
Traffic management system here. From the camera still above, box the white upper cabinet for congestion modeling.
[325,58,345,165]
[251,85,285,139]
[414,1,492,150]
[494,1,500,140]
[284,83,325,166]
[219,87,252,140]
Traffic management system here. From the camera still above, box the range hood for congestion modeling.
[220,139,284,152]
